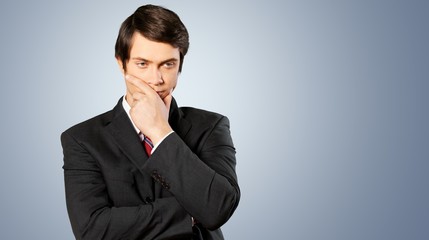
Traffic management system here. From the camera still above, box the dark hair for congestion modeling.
[115,5,189,72]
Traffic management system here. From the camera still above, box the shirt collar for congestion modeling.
[122,95,140,134]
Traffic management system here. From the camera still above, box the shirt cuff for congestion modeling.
[151,131,175,154]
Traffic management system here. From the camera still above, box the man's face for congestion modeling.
[117,32,181,101]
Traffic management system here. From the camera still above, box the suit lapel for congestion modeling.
[103,97,192,170]
[169,98,192,139]
[103,98,149,170]
[102,97,193,199]
[105,98,191,169]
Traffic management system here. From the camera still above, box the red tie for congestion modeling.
[141,134,153,156]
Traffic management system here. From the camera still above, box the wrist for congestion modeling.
[149,125,173,146]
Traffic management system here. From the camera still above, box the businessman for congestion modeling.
[61,5,240,240]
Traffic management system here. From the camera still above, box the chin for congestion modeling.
[157,92,166,99]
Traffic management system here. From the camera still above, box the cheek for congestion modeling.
[125,81,139,94]
[168,78,178,88]
[124,66,141,78]
[163,71,178,87]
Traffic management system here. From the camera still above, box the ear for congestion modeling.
[116,57,125,75]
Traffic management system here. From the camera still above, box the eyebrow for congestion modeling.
[131,57,178,66]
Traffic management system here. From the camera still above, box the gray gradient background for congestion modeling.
[0,0,428,239]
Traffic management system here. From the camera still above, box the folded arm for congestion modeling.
[144,116,240,230]
[61,132,193,240]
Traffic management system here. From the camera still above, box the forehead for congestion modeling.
[129,32,180,61]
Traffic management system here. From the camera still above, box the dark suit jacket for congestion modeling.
[61,97,240,240]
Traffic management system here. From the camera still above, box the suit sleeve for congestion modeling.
[61,132,193,240]
[143,116,240,230]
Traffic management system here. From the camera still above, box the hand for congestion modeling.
[125,74,173,145]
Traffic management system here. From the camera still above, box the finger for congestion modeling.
[131,92,145,101]
[129,92,143,108]
[126,74,154,94]
[163,90,173,112]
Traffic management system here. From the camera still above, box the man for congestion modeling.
[61,4,240,240]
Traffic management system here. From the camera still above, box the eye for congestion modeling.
[163,62,176,69]
[136,61,147,68]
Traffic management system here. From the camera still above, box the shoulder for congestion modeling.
[175,106,233,152]
[62,108,114,139]
[62,97,124,138]
[179,106,230,128]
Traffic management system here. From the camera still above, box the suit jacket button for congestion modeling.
[145,197,153,203]
[152,170,161,181]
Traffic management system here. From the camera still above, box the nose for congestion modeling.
[147,67,164,86]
